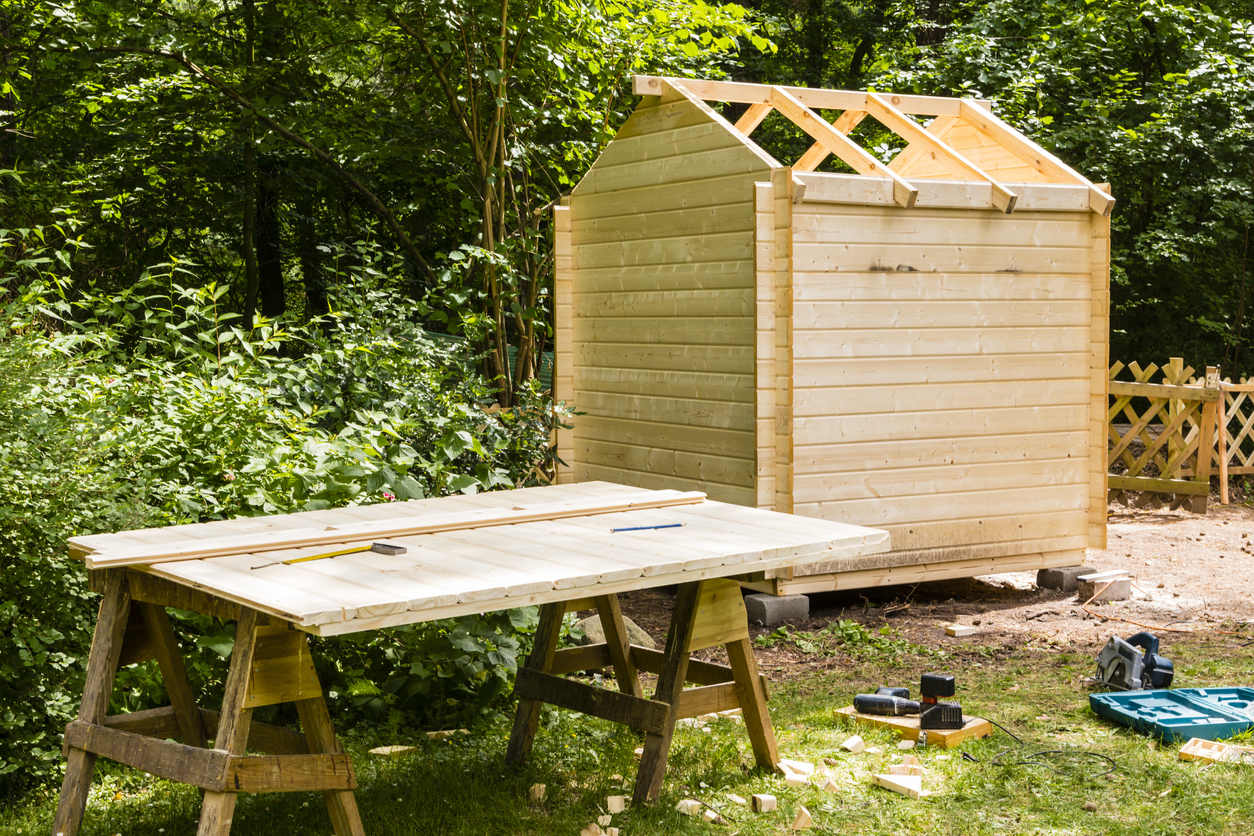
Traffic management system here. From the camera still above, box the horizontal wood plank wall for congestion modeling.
[568,97,775,505]
[788,201,1094,562]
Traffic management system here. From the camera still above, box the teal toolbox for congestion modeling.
[1089,687,1254,741]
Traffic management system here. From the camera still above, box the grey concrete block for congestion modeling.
[573,615,657,649]
[1037,565,1096,593]
[1078,577,1132,602]
[744,593,809,626]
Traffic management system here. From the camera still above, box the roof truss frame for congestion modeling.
[634,76,1113,216]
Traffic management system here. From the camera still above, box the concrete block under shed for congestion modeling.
[1079,577,1132,601]
[1037,566,1096,593]
[745,593,809,626]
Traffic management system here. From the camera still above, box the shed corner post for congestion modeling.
[552,203,575,485]
[754,180,778,510]
[1089,183,1112,549]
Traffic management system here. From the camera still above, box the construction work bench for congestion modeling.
[53,482,889,835]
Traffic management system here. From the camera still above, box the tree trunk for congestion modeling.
[297,195,328,319]
[256,159,285,318]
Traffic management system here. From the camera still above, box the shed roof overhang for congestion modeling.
[633,76,1113,217]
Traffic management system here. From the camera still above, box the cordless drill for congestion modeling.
[852,673,965,729]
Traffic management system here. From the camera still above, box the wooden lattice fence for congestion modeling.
[1107,358,1220,513]
[1218,377,1254,505]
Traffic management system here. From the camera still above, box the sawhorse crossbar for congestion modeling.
[505,578,779,804]
[53,570,364,836]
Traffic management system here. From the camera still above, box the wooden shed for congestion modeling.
[552,76,1111,595]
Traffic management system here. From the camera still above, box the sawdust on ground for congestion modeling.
[612,501,1254,679]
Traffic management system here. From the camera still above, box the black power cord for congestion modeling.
[960,719,1118,778]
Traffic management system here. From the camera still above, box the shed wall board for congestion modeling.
[561,92,1109,591]
[565,96,775,504]
[786,200,1094,563]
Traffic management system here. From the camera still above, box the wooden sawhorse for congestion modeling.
[506,578,778,804]
[53,570,364,836]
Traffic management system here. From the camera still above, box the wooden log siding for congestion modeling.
[787,200,1095,565]
[558,77,1117,595]
[564,94,773,506]
[1106,359,1220,514]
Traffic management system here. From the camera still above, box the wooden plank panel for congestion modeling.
[577,146,770,195]
[574,390,754,429]
[793,378,1090,417]
[791,325,1088,359]
[588,121,746,167]
[792,352,1089,388]
[609,98,719,140]
[575,415,754,458]
[793,483,1087,526]
[573,288,753,318]
[792,271,1091,302]
[575,440,755,488]
[769,532,1090,580]
[773,548,1085,594]
[793,404,1088,446]
[576,344,754,375]
[572,464,757,507]
[573,315,753,346]
[791,241,1090,274]
[792,299,1092,330]
[574,232,754,271]
[576,366,752,401]
[795,173,1089,211]
[572,203,754,246]
[791,209,1091,247]
[817,514,1089,558]
[792,458,1088,503]
[573,173,756,221]
[792,430,1089,475]
[573,260,753,294]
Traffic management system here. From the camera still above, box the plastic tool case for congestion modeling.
[1089,688,1254,741]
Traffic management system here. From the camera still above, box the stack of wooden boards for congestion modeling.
[69,482,890,635]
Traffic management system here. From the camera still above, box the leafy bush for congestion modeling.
[0,235,569,792]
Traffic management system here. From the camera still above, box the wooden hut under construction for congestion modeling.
[553,76,1111,595]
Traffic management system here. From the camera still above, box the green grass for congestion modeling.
[3,635,1252,835]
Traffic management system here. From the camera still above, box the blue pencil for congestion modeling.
[611,523,684,533]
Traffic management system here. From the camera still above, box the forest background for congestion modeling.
[1,0,1252,794]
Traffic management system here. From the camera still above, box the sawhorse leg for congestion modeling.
[54,580,363,836]
[505,581,778,805]
[53,571,131,836]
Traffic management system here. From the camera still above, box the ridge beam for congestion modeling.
[794,110,866,172]
[769,87,917,209]
[956,100,1114,216]
[867,93,1017,214]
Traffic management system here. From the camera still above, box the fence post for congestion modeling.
[1219,374,1229,505]
[1194,366,1220,513]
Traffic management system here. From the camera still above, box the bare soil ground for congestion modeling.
[614,501,1254,676]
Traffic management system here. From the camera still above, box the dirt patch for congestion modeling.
[612,501,1254,679]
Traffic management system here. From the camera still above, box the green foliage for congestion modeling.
[0,228,569,791]
[752,619,941,662]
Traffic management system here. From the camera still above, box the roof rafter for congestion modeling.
[955,101,1115,217]
[769,87,917,208]
[795,110,866,172]
[734,103,773,136]
[866,93,1017,214]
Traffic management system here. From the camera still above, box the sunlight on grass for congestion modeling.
[2,636,1251,835]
